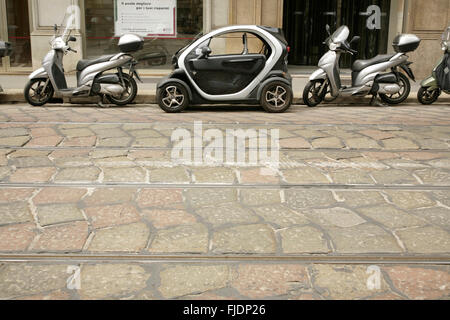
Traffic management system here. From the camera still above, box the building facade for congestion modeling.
[0,0,449,79]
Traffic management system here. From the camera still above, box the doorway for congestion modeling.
[0,0,32,72]
[283,0,391,68]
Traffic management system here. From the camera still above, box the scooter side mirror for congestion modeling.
[68,36,77,42]
[350,36,360,45]
[201,46,212,58]
[326,24,331,36]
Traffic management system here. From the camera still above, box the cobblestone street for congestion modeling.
[0,102,449,300]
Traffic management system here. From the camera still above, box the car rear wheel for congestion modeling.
[260,81,292,113]
[157,82,190,113]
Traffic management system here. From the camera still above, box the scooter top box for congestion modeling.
[118,34,144,53]
[393,34,421,53]
[0,41,12,57]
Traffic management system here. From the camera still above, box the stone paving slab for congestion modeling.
[0,122,448,150]
[0,104,449,126]
[0,262,448,300]
[0,187,448,256]
[1,148,450,186]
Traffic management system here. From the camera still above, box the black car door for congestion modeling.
[187,54,267,95]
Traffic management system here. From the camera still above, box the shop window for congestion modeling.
[85,0,203,69]
[5,0,32,68]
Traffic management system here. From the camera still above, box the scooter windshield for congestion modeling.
[57,12,77,42]
[331,26,350,44]
[442,26,450,42]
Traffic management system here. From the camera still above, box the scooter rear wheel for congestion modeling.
[106,74,137,106]
[379,73,410,105]
[24,78,54,107]
[417,86,440,105]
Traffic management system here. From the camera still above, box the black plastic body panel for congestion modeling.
[188,54,266,95]
[119,41,144,53]
[96,74,120,84]
[51,64,67,90]
[374,73,398,84]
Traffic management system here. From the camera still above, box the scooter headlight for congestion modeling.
[51,37,65,50]
[442,41,449,52]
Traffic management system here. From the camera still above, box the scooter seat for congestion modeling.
[352,54,395,72]
[76,55,115,71]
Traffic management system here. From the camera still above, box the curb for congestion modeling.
[1,88,449,105]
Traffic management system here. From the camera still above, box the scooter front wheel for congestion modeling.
[106,74,137,106]
[417,86,440,105]
[303,80,327,107]
[24,78,54,107]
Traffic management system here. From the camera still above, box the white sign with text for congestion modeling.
[115,0,176,37]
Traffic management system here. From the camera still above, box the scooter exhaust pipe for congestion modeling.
[378,83,400,94]
[99,84,125,96]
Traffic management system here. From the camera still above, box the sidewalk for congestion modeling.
[0,73,427,105]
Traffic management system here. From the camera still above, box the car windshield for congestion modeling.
[331,26,350,43]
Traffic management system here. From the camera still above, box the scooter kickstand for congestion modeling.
[97,94,108,108]
[369,94,388,107]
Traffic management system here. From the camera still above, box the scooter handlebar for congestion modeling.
[68,47,77,54]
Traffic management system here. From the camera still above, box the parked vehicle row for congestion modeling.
[22,12,449,112]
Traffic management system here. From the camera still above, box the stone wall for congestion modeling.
[404,0,450,79]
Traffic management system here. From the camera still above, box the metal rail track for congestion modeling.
[0,253,449,265]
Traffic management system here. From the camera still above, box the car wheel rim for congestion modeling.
[162,86,185,109]
[266,86,287,109]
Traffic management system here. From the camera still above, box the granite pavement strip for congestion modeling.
[0,103,448,300]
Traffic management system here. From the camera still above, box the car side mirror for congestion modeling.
[326,24,331,36]
[68,36,77,42]
[201,46,212,58]
[350,36,360,45]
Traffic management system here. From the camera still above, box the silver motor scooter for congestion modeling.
[25,13,143,107]
[303,25,420,107]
